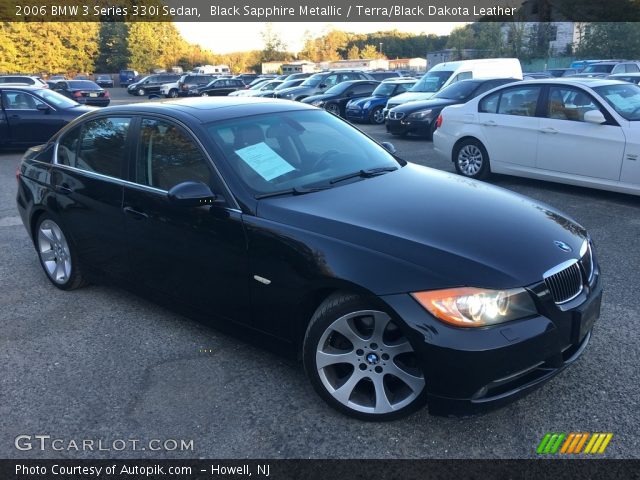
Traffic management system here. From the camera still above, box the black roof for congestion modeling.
[90,97,317,124]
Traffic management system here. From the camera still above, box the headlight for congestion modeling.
[411,287,537,327]
[408,109,433,120]
[363,101,371,109]
[311,100,324,106]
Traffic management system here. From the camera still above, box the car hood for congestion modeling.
[387,91,436,105]
[390,98,457,113]
[348,96,386,107]
[279,86,312,96]
[257,164,587,291]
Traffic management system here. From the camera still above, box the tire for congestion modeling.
[453,138,490,179]
[201,92,209,97]
[137,88,145,96]
[370,106,385,125]
[325,103,340,116]
[35,216,86,290]
[426,121,437,141]
[303,292,427,420]
[167,89,178,98]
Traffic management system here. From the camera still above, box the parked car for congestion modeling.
[0,86,93,148]
[433,78,640,196]
[94,75,114,88]
[386,78,520,139]
[229,80,283,97]
[545,68,578,77]
[571,62,622,78]
[0,75,48,88]
[74,74,91,80]
[254,78,305,97]
[227,78,271,96]
[48,75,67,82]
[234,73,259,84]
[302,80,379,117]
[119,69,138,87]
[190,78,245,96]
[385,59,523,113]
[368,71,405,81]
[523,72,553,80]
[160,74,218,98]
[127,73,181,96]
[275,70,374,101]
[607,73,640,85]
[610,61,640,75]
[51,80,110,107]
[282,72,313,81]
[16,97,601,420]
[345,78,417,124]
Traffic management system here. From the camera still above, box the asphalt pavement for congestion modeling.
[1,88,638,459]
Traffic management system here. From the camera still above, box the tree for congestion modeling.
[95,23,129,72]
[260,23,289,62]
[576,22,640,58]
[347,45,360,59]
[360,45,381,59]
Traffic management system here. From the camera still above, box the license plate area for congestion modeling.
[573,291,602,342]
[89,93,98,97]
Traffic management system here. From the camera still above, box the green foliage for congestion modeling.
[576,22,640,59]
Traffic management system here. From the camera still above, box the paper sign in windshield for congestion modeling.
[235,142,295,181]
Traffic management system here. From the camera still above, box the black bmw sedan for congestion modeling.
[301,80,379,117]
[16,98,601,420]
[51,80,110,107]
[386,78,520,139]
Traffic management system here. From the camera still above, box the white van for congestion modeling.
[192,64,230,75]
[385,58,522,112]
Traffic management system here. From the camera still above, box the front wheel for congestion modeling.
[370,106,385,125]
[303,293,427,420]
[167,89,178,98]
[137,88,145,96]
[453,139,490,179]
[35,216,86,290]
[325,103,340,116]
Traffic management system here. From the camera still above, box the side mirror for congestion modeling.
[167,181,217,207]
[37,104,50,113]
[381,142,397,155]
[346,91,353,97]
[319,83,327,89]
[583,109,606,124]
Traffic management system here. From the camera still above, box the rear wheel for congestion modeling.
[370,106,385,125]
[35,216,86,290]
[303,293,427,420]
[453,138,490,179]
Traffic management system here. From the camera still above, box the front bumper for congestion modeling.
[386,117,433,136]
[381,279,602,415]
[345,108,367,122]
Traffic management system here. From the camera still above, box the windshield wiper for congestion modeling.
[255,185,332,199]
[329,167,398,185]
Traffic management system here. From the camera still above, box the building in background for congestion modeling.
[388,58,427,72]
[281,61,318,74]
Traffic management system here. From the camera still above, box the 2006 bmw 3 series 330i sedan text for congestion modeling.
[16,97,602,420]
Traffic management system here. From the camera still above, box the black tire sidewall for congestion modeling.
[454,139,490,179]
[303,293,428,421]
[34,214,84,291]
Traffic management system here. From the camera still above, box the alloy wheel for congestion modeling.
[37,219,72,285]
[457,144,484,176]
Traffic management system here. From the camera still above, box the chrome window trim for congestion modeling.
[52,113,242,212]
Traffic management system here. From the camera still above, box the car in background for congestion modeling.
[48,75,67,82]
[282,72,313,81]
[0,85,93,148]
[234,73,259,84]
[523,72,552,80]
[189,78,245,96]
[368,71,405,81]
[161,74,218,98]
[51,80,110,107]
[610,61,640,75]
[571,62,622,78]
[0,75,48,88]
[127,73,181,96]
[229,80,283,97]
[94,75,114,88]
[385,59,522,113]
[302,80,379,117]
[345,78,417,124]
[16,97,601,421]
[74,74,91,80]
[119,69,138,87]
[607,73,640,85]
[545,68,578,77]
[253,78,306,98]
[386,78,520,139]
[275,70,374,101]
[433,78,640,196]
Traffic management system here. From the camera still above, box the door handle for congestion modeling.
[123,206,149,219]
[54,183,72,195]
[540,127,559,134]
[481,120,497,126]
[9,114,21,119]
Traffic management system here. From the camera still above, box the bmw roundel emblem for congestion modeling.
[554,240,573,252]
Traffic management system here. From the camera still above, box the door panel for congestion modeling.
[2,90,66,145]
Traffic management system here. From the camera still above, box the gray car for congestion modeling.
[275,70,374,101]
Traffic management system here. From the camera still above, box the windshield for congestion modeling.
[301,74,322,87]
[410,71,453,93]
[38,89,80,108]
[433,80,480,101]
[373,83,400,96]
[207,110,400,195]
[260,81,281,90]
[275,80,300,90]
[324,82,351,95]
[583,64,615,73]
[594,83,640,120]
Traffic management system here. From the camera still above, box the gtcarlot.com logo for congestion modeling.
[537,432,613,455]
[14,435,194,452]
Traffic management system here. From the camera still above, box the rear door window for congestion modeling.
[75,117,131,178]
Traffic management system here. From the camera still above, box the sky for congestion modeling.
[175,22,464,54]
